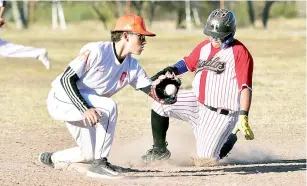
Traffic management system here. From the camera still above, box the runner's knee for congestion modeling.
[152,101,168,117]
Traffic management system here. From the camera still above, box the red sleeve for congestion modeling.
[233,40,253,90]
[183,40,210,72]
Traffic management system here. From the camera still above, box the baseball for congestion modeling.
[165,84,177,96]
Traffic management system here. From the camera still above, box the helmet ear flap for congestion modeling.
[221,33,235,49]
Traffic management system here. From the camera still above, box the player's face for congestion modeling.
[128,33,146,55]
[209,36,222,48]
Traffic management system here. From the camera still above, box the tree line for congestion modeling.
[3,1,304,30]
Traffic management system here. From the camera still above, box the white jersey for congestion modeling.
[51,41,151,103]
[47,41,152,164]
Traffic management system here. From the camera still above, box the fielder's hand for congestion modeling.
[83,108,102,127]
[232,114,254,140]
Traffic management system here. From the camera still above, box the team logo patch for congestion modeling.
[120,72,128,85]
[211,20,220,32]
[196,57,226,74]
[123,24,132,30]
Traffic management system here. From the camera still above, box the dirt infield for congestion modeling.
[0,19,306,185]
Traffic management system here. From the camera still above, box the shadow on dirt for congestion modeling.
[222,158,306,165]
[178,159,306,175]
[123,159,306,179]
[221,164,305,175]
[116,166,162,173]
[127,173,226,178]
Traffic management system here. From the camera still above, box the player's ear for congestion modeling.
[122,32,129,42]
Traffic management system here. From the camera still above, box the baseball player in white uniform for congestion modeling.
[142,9,255,165]
[0,0,51,69]
[38,14,165,179]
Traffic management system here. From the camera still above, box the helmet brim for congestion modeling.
[203,29,232,40]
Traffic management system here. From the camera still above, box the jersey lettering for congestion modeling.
[196,56,226,74]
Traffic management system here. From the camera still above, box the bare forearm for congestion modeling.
[240,88,252,113]
[0,7,5,18]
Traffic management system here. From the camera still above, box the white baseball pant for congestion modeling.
[47,88,117,164]
[0,38,46,59]
[152,90,239,160]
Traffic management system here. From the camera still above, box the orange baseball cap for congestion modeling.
[112,14,156,36]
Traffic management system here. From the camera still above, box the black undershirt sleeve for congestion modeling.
[140,85,151,95]
[60,66,91,113]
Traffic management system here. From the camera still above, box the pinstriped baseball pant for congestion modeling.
[152,90,239,159]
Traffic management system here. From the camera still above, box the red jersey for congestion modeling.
[183,39,253,111]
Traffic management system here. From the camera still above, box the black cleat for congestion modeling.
[38,152,54,167]
[141,144,171,164]
[86,158,121,179]
[219,133,238,159]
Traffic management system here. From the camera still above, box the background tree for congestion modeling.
[147,1,158,26]
[247,1,255,26]
[131,1,145,16]
[91,1,108,29]
[4,1,304,30]
[262,0,275,29]
[11,1,26,29]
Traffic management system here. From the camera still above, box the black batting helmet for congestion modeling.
[203,9,236,40]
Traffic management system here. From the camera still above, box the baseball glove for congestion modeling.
[151,71,181,104]
[151,66,178,81]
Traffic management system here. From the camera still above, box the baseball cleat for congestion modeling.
[219,133,237,159]
[38,50,51,70]
[141,146,171,164]
[38,152,54,167]
[86,158,122,179]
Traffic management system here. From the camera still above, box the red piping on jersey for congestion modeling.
[198,71,208,104]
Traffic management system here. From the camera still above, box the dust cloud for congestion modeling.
[110,120,278,168]
[109,120,196,167]
[220,144,278,165]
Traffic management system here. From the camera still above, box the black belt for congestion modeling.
[205,105,230,115]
